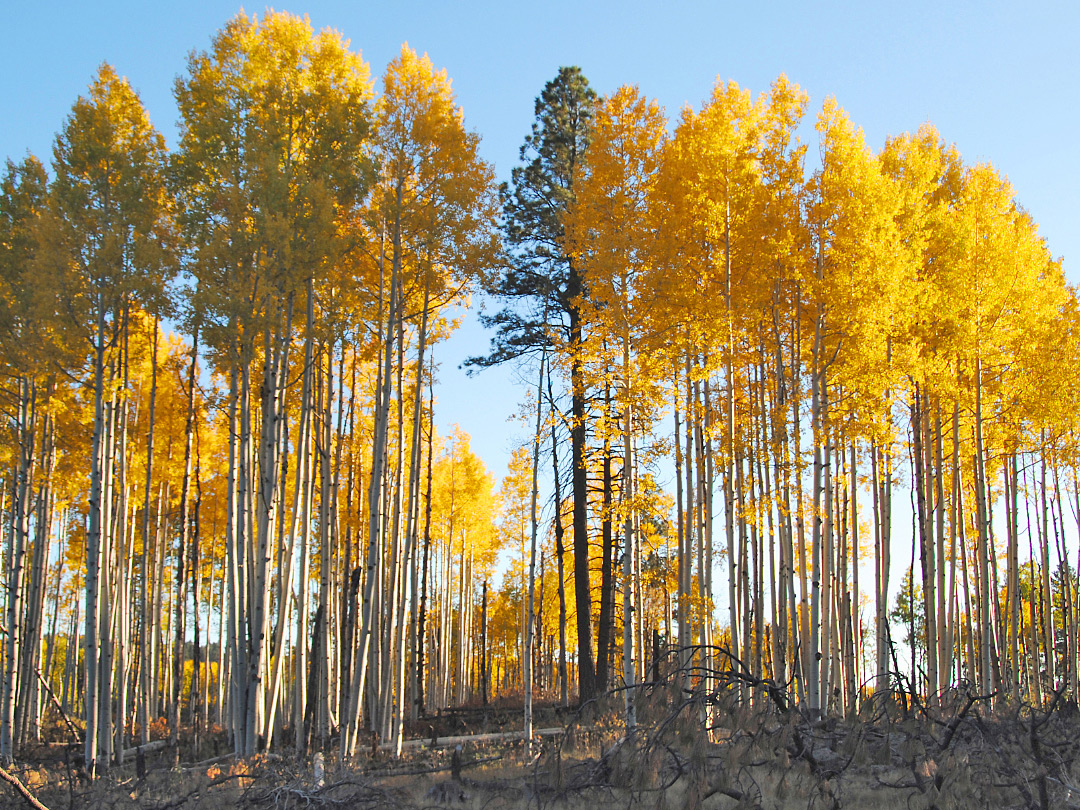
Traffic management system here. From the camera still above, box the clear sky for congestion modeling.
[2,0,1077,483]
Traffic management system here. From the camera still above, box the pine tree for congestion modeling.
[474,67,602,701]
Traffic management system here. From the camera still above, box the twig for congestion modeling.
[938,690,994,752]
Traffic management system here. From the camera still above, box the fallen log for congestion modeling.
[383,727,567,751]
[120,739,168,760]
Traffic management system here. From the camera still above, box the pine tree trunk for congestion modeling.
[569,300,595,704]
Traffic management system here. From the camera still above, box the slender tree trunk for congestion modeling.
[172,330,199,763]
[973,356,993,698]
[525,351,546,752]
[416,363,435,716]
[345,215,398,756]
[597,381,614,692]
[84,301,108,776]
[547,373,569,708]
[139,320,159,745]
[2,377,35,763]
[389,280,431,754]
[620,335,635,729]
[673,361,688,679]
[913,385,939,701]
[934,403,947,690]
[1039,438,1055,691]
[809,306,824,717]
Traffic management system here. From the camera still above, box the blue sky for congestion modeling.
[2,0,1078,482]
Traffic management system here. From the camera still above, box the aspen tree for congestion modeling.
[755,77,809,694]
[47,64,172,773]
[881,125,964,699]
[170,331,198,764]
[806,98,901,713]
[343,44,496,755]
[0,155,50,763]
[415,365,435,715]
[174,11,372,754]
[953,163,1055,697]
[136,318,159,746]
[651,79,765,688]
[803,98,902,712]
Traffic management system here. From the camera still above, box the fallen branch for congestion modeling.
[0,766,50,810]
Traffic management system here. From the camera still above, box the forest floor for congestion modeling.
[5,681,1080,810]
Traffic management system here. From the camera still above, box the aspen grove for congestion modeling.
[0,10,1077,776]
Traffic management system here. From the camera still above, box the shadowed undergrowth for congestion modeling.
[8,660,1080,810]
